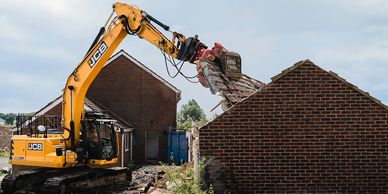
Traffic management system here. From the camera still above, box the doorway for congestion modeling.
[145,130,159,162]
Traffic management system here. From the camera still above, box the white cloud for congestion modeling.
[0,0,96,20]
[0,16,31,41]
[170,25,187,32]
[0,69,59,88]
[372,83,388,91]
[0,69,62,113]
[0,43,73,61]
[315,46,388,63]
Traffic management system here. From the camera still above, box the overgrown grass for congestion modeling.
[161,158,214,194]
[0,151,9,158]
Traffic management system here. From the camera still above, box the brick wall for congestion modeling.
[87,54,178,163]
[199,60,388,193]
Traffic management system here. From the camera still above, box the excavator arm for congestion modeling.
[62,2,241,149]
[62,2,205,149]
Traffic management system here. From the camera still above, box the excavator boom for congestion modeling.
[62,2,242,151]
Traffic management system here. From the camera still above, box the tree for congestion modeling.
[0,112,34,126]
[177,99,208,130]
[0,113,16,125]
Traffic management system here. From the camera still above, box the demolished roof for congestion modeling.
[198,59,265,110]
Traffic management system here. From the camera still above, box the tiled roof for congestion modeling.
[84,98,134,129]
[31,96,134,130]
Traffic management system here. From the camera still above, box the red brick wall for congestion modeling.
[199,61,388,193]
[87,54,178,164]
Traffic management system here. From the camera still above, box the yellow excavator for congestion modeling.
[1,2,242,193]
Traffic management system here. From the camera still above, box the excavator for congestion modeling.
[1,2,244,193]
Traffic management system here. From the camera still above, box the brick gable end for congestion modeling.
[199,60,388,193]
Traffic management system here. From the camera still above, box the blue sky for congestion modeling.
[0,0,387,116]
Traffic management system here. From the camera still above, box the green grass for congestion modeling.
[0,151,9,158]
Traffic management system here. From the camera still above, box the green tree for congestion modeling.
[5,113,16,125]
[177,99,208,130]
[0,112,34,126]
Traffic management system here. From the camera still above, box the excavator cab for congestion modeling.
[78,112,118,164]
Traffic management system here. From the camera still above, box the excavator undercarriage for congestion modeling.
[1,166,130,193]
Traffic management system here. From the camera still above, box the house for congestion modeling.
[199,60,388,193]
[16,50,180,166]
[87,50,180,164]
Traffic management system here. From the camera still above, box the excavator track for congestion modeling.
[1,168,55,193]
[1,167,131,194]
[40,167,130,194]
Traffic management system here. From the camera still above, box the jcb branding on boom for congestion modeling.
[28,143,43,151]
[88,42,107,68]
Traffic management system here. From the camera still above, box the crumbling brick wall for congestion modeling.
[199,60,388,193]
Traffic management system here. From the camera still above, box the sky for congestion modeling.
[0,0,387,116]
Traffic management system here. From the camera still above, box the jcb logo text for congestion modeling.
[28,143,43,151]
[88,42,107,68]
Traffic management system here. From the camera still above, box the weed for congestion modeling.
[0,152,9,158]
[161,157,213,194]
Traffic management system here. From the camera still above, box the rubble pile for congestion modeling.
[0,126,12,152]
[119,165,170,194]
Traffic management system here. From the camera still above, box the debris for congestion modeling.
[0,126,12,152]
[197,59,264,110]
[119,165,169,193]
[1,167,10,174]
[147,187,166,194]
